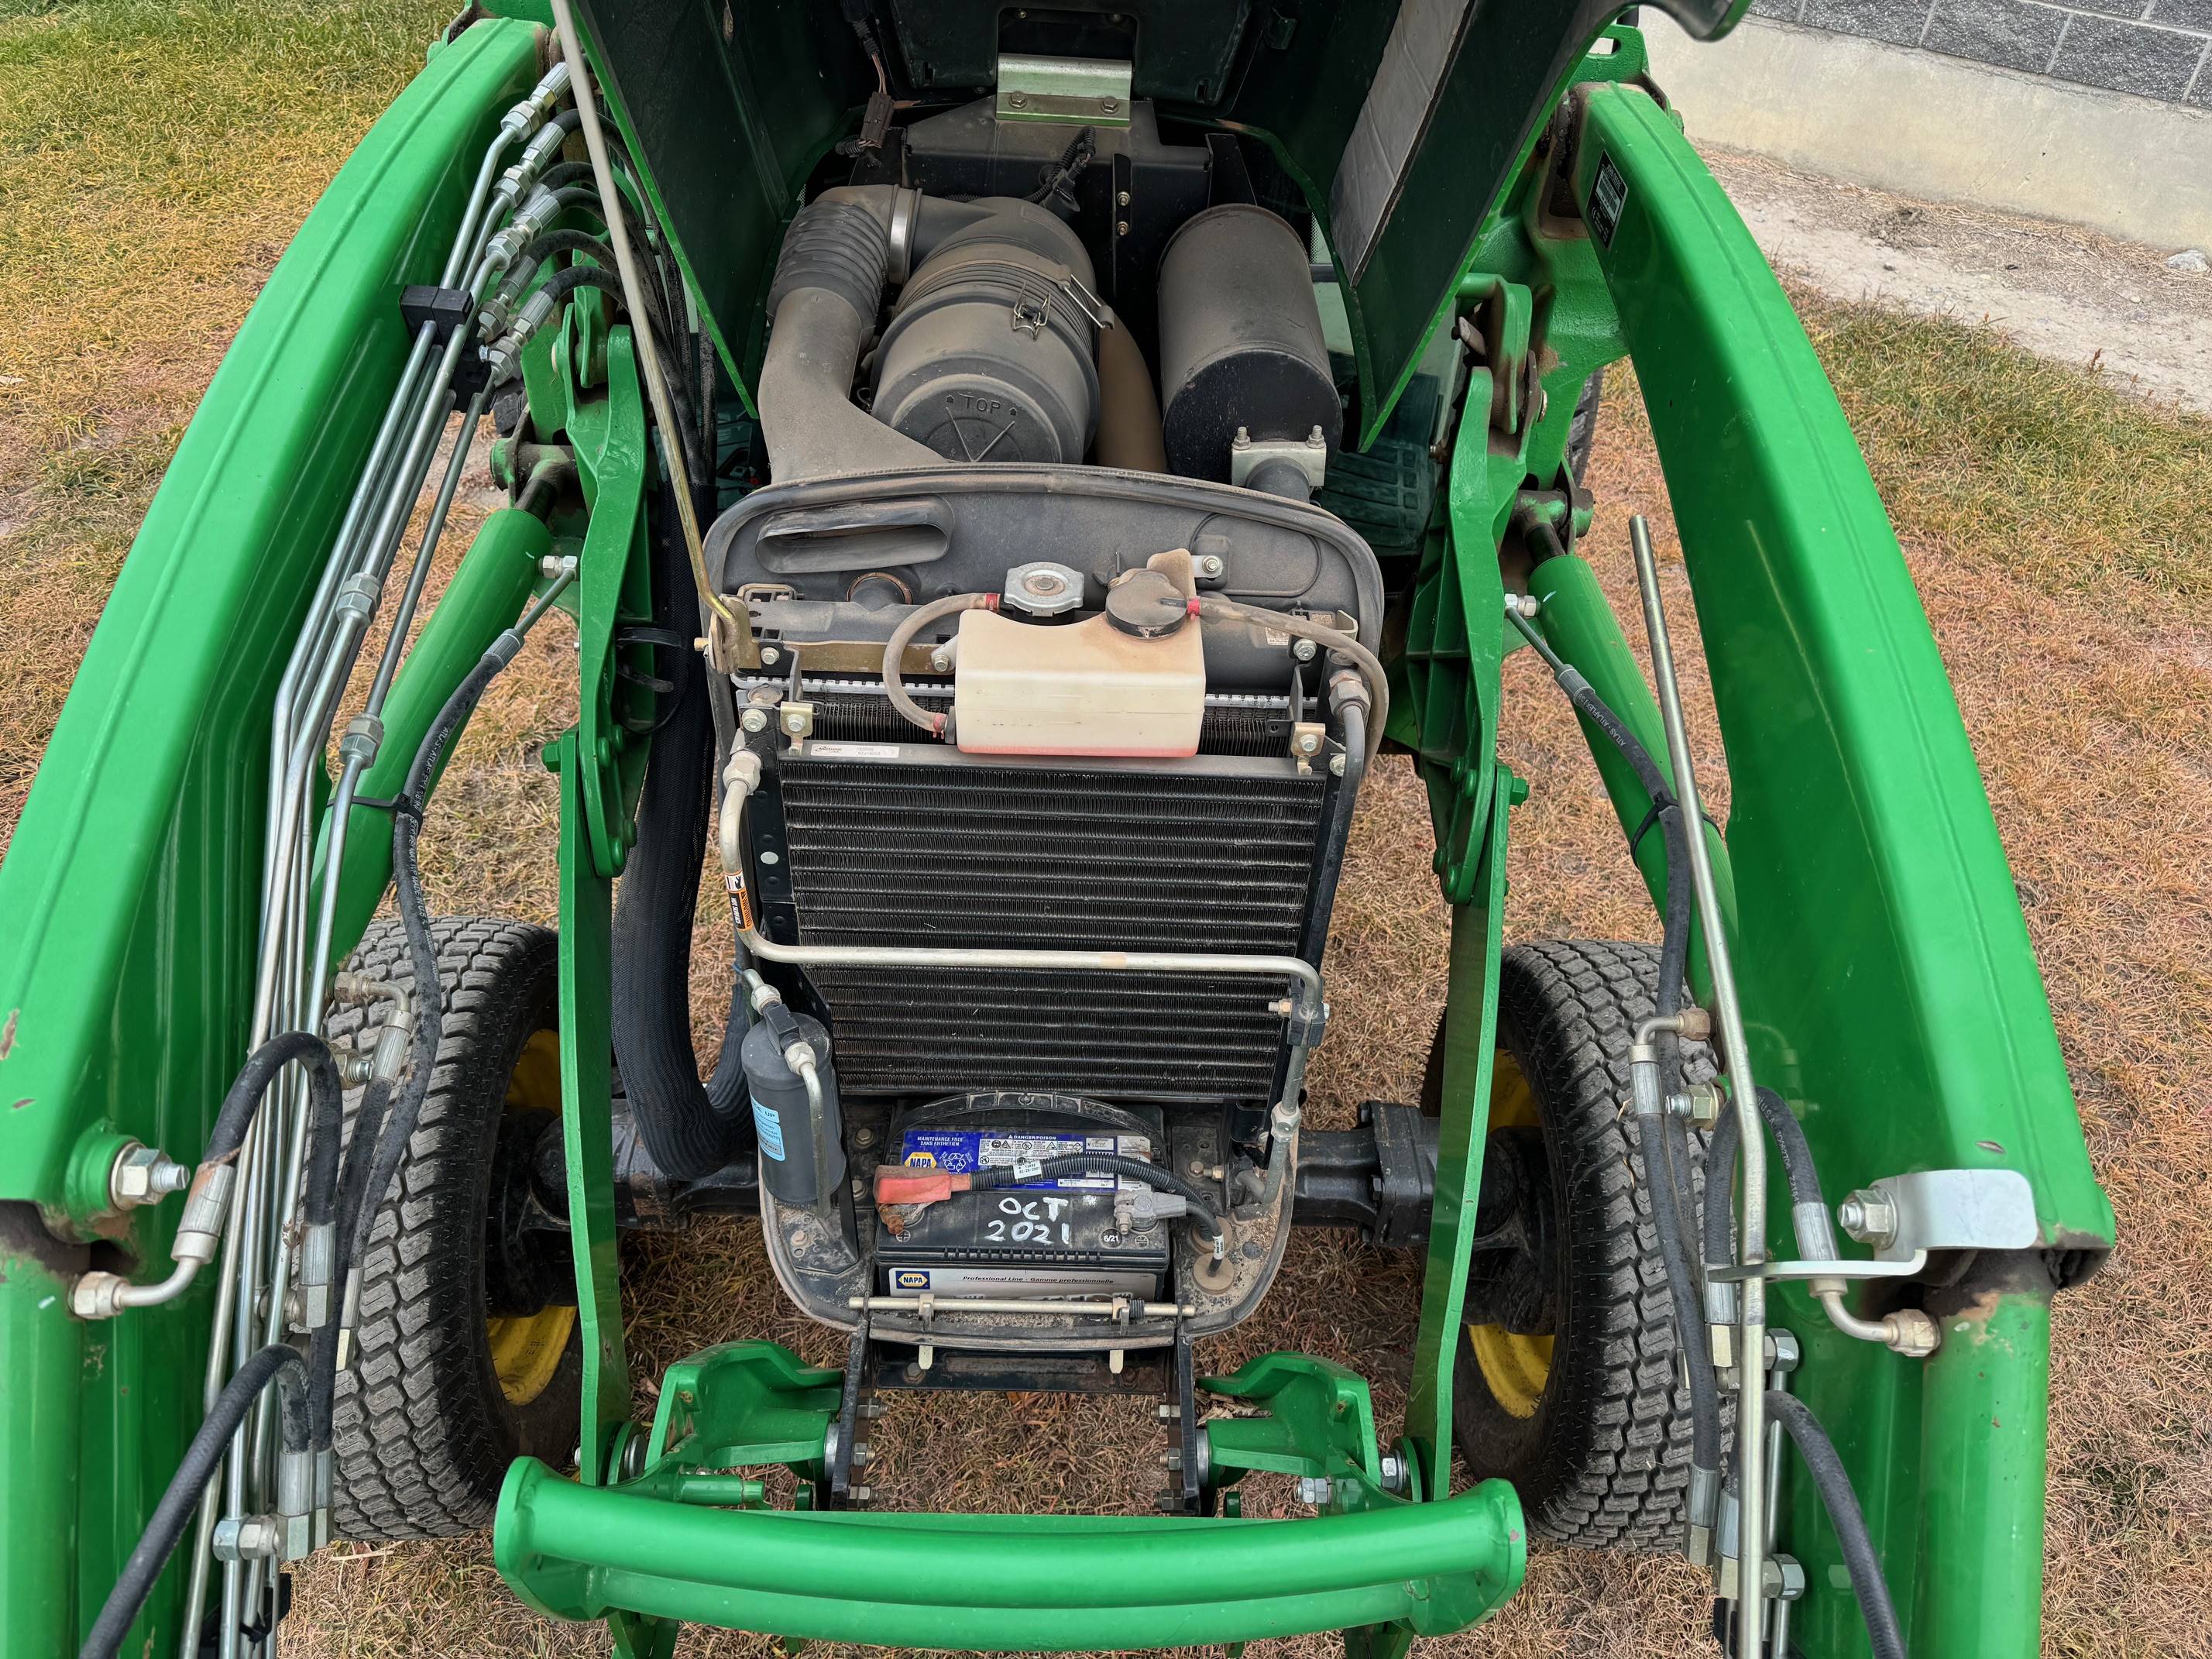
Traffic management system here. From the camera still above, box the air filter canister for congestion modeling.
[1156,204,1342,482]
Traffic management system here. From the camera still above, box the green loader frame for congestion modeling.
[0,5,2111,1657]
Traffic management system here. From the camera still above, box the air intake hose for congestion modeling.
[610,479,752,1180]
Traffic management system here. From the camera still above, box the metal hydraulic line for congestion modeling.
[1629,517,1767,1659]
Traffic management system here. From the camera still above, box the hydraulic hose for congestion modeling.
[1701,1088,1830,1259]
[81,1346,307,1659]
[533,263,675,358]
[351,569,575,1282]
[1513,598,1723,1527]
[883,592,997,737]
[344,632,517,1328]
[970,1154,1228,1253]
[548,0,737,646]
[1765,1392,1908,1659]
[1197,597,1387,767]
[612,479,754,1180]
[203,1034,342,1237]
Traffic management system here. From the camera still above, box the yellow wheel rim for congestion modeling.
[1465,1051,1554,1420]
[486,1029,575,1407]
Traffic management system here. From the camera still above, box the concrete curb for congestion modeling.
[1644,16,2212,252]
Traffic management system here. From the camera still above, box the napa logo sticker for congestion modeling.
[891,1269,933,1291]
[904,1150,939,1169]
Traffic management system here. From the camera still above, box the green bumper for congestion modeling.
[495,1459,1524,1650]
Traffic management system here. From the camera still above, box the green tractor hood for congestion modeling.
[544,0,1747,445]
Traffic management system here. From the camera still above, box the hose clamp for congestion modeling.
[886,186,921,284]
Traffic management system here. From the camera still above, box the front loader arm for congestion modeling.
[1553,82,2114,1656]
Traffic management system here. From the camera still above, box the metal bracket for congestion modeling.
[1229,426,1331,490]
[1844,1166,2040,1262]
[995,53,1132,126]
[1709,1252,1929,1284]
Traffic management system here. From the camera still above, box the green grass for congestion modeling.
[0,0,445,456]
[1798,286,2212,616]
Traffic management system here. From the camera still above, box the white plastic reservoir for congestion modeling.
[953,552,1205,757]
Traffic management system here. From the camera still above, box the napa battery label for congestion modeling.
[896,1128,1151,1191]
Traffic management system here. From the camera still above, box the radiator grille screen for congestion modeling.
[774,752,1328,1102]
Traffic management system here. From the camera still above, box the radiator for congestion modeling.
[764,706,1331,1104]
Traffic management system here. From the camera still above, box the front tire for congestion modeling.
[327,916,582,1539]
[1424,939,1714,1551]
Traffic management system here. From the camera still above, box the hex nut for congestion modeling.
[112,1142,191,1208]
[740,708,769,733]
[1837,1189,1898,1248]
[1884,1307,1940,1358]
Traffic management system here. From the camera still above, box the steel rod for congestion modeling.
[1627,514,1767,1659]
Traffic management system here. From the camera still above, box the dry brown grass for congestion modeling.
[5,7,2210,1655]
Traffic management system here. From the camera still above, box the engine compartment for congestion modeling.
[708,88,1385,1364]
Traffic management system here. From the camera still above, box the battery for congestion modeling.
[876,1094,1170,1299]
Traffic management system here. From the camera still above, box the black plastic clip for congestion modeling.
[400,283,492,402]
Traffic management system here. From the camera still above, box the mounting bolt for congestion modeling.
[1100,96,1119,113]
[1156,1403,1181,1420]
[1117,190,1132,207]
[1292,637,1319,663]
[1379,1452,1409,1494]
[740,707,769,733]
[1008,92,1029,108]
[1196,554,1225,580]
[929,646,953,673]
[1837,1189,1898,1249]
[109,1142,192,1209]
[759,644,783,667]
[1329,753,1347,778]
[850,1441,874,1468]
[1296,1475,1334,1506]
[852,1126,878,1149]
[1667,1084,1723,1127]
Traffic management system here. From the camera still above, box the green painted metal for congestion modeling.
[1198,1347,1525,1650]
[563,329,656,879]
[1402,764,1514,1492]
[1911,1291,2051,1658]
[1527,549,1738,987]
[0,1223,85,1655]
[0,26,540,1657]
[633,1341,840,1486]
[1571,79,2111,1249]
[1565,81,2111,1651]
[494,1338,1523,1650]
[497,1470,1527,1650]
[320,508,549,961]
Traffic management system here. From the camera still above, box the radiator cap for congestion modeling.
[1004,561,1086,617]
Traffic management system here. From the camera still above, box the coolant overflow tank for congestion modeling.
[955,551,1204,757]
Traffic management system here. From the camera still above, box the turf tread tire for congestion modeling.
[1435,938,1717,1552]
[1566,372,1603,484]
[325,915,581,1540]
